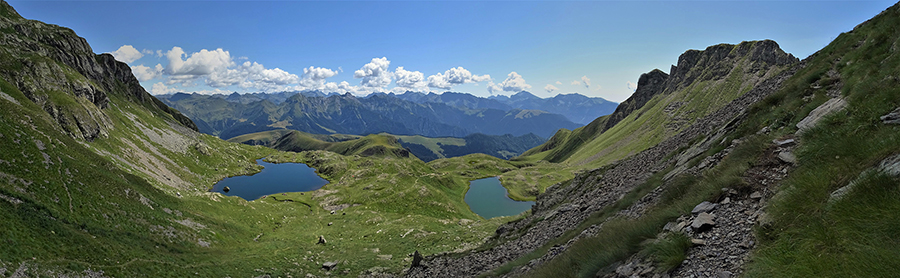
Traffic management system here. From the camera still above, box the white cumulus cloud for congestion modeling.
[555,81,562,85]
[427,73,452,89]
[571,80,581,86]
[544,84,559,93]
[165,47,234,77]
[150,82,177,95]
[298,66,339,88]
[394,67,426,90]
[354,57,392,88]
[146,46,307,92]
[110,45,143,63]
[427,66,490,89]
[131,64,163,81]
[499,72,532,92]
[581,76,591,88]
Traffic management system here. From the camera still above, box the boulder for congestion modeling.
[691,201,718,214]
[881,107,900,124]
[615,262,635,276]
[691,212,716,231]
[878,153,900,177]
[317,235,327,245]
[796,97,848,133]
[322,261,337,271]
[773,138,796,146]
[750,191,764,199]
[777,151,797,164]
[717,270,733,278]
[222,186,230,193]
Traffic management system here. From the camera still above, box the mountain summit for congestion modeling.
[0,0,195,141]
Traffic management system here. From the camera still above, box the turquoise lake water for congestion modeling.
[464,177,535,219]
[211,159,329,200]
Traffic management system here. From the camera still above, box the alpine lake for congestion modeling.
[212,160,533,218]
[211,159,329,200]
[464,177,535,219]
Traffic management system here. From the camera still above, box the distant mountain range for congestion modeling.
[393,91,618,125]
[158,91,595,139]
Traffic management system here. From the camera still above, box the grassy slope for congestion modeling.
[523,4,900,277]
[0,74,523,276]
[742,4,900,277]
[258,130,412,158]
[502,42,790,201]
[226,129,297,145]
[391,133,465,160]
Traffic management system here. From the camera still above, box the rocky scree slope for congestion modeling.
[406,41,800,277]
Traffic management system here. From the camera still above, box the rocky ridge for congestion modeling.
[0,0,195,141]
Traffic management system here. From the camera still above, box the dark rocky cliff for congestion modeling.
[0,0,195,141]
[603,69,669,131]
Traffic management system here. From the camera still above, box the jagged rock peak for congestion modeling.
[603,69,669,131]
[667,40,798,93]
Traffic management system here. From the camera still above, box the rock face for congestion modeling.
[0,0,196,141]
[603,69,670,131]
[605,40,797,134]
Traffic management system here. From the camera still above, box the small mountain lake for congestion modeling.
[464,177,535,219]
[210,159,329,200]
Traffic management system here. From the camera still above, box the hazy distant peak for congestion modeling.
[510,91,538,100]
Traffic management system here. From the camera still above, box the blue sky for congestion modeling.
[8,0,895,102]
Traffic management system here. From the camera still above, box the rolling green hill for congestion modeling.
[228,129,546,162]
[271,131,412,158]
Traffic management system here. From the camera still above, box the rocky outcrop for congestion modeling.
[796,97,848,133]
[880,107,900,124]
[602,40,797,134]
[0,0,196,141]
[666,40,796,94]
[603,69,669,131]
